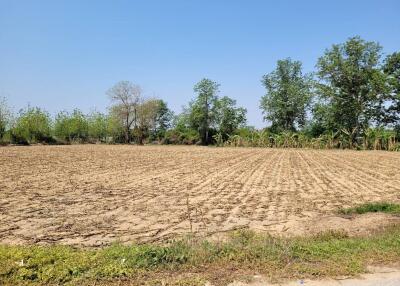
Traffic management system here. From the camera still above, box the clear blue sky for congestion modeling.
[1,0,399,127]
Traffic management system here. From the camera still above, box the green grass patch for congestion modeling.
[339,202,400,215]
[1,227,400,285]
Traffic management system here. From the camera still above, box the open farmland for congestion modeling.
[1,145,400,246]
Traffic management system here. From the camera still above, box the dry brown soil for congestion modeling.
[1,145,400,246]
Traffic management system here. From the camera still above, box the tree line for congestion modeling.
[0,36,399,150]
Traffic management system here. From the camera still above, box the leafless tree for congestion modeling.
[107,81,142,143]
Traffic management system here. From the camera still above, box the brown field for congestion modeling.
[1,145,400,246]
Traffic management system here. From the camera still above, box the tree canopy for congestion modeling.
[190,78,220,145]
[260,58,313,132]
[383,52,400,127]
[316,36,387,139]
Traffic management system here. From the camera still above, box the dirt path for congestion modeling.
[230,267,400,286]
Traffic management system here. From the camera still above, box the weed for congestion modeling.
[339,202,400,215]
[2,226,400,285]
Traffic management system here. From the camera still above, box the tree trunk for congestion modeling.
[203,95,209,145]
[125,114,130,143]
[125,128,129,143]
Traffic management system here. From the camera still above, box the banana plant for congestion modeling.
[213,133,224,147]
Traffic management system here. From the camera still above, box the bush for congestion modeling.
[54,109,88,143]
[163,129,199,145]
[87,111,108,142]
[339,202,400,215]
[11,107,53,144]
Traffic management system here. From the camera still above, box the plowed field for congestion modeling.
[1,145,400,246]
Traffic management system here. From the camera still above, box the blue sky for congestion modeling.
[1,0,399,128]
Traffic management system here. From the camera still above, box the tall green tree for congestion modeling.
[214,96,247,139]
[191,78,220,145]
[383,52,400,128]
[316,36,387,139]
[260,58,313,132]
[151,99,173,140]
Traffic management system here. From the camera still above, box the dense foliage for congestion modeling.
[11,107,53,144]
[260,58,313,132]
[54,109,89,143]
[0,36,399,150]
[315,37,388,140]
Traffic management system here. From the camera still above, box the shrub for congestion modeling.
[87,111,108,142]
[54,109,88,143]
[11,107,53,144]
[339,202,400,215]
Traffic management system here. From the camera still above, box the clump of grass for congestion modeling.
[339,202,400,215]
[1,226,400,285]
